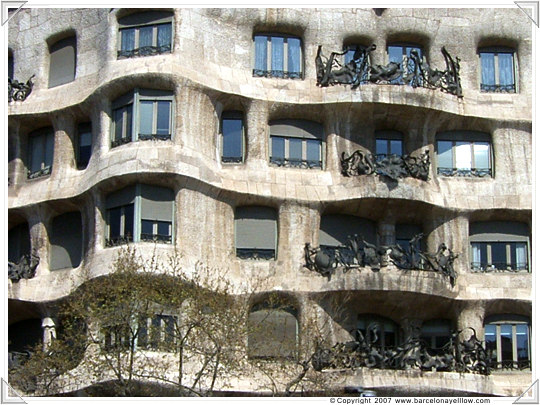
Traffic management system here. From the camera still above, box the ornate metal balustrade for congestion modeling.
[117,44,171,59]
[437,167,492,178]
[27,166,51,180]
[304,233,457,286]
[270,157,322,169]
[8,75,34,102]
[252,69,302,79]
[111,138,132,148]
[8,253,39,282]
[490,360,531,371]
[140,233,172,243]
[222,156,243,164]
[312,326,491,375]
[471,262,529,273]
[316,44,462,97]
[236,248,276,261]
[480,83,516,93]
[138,134,171,141]
[105,236,133,247]
[341,150,430,181]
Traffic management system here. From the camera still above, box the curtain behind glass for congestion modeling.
[480,53,495,86]
[471,243,482,269]
[498,53,514,87]
[121,29,135,52]
[139,26,153,48]
[515,243,527,270]
[287,37,301,77]
[157,24,172,50]
[254,36,267,73]
[271,36,284,76]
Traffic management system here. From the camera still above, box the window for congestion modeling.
[387,43,423,85]
[77,123,92,169]
[235,206,277,260]
[395,224,423,268]
[479,47,516,93]
[28,127,54,179]
[111,89,174,147]
[269,119,323,169]
[248,301,298,359]
[375,130,403,161]
[8,223,30,263]
[253,34,302,79]
[8,50,14,80]
[103,323,131,351]
[221,111,245,163]
[343,44,370,83]
[420,319,452,354]
[357,315,398,348]
[470,221,529,272]
[137,314,176,351]
[484,315,531,370]
[117,11,173,58]
[319,214,376,265]
[50,212,83,270]
[48,35,76,88]
[105,184,174,246]
[436,131,492,177]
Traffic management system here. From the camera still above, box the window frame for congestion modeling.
[436,131,493,178]
[484,315,531,370]
[27,127,54,179]
[375,130,404,160]
[268,119,324,169]
[220,111,245,164]
[253,33,303,79]
[386,43,424,85]
[234,206,278,261]
[478,47,517,93]
[48,35,76,88]
[105,184,175,247]
[76,122,92,170]
[117,11,174,59]
[137,314,177,351]
[111,88,175,147]
[469,221,530,273]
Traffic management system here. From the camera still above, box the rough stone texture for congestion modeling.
[7,7,532,396]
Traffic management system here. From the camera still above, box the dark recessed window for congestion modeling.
[48,36,76,88]
[221,111,245,164]
[77,122,92,170]
[105,184,174,247]
[479,47,516,93]
[111,89,174,147]
[357,315,398,348]
[50,211,83,270]
[484,315,531,370]
[253,34,302,79]
[269,119,323,169]
[436,131,492,177]
[8,223,30,263]
[28,127,54,179]
[375,130,404,161]
[470,221,529,272]
[387,43,423,85]
[117,11,173,58]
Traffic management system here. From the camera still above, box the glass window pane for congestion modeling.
[480,52,495,86]
[141,219,154,236]
[388,46,403,64]
[437,141,453,169]
[79,145,91,167]
[79,131,92,147]
[473,142,490,170]
[484,324,497,361]
[44,133,54,168]
[289,138,302,162]
[455,142,472,170]
[30,136,43,173]
[498,53,514,87]
[514,242,528,270]
[390,140,403,155]
[500,324,513,362]
[254,35,267,72]
[139,101,154,135]
[306,139,321,165]
[125,105,133,140]
[157,23,172,49]
[156,101,171,135]
[123,204,134,241]
[376,139,388,156]
[271,36,284,74]
[121,29,135,52]
[157,221,171,236]
[491,242,507,268]
[139,26,153,48]
[114,108,124,141]
[108,207,122,239]
[516,324,529,361]
[222,118,243,160]
[271,136,285,162]
[287,37,301,76]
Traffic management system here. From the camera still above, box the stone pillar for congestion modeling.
[27,206,52,277]
[51,112,76,178]
[92,188,105,250]
[96,97,111,154]
[42,317,56,351]
[456,301,485,341]
[245,99,269,170]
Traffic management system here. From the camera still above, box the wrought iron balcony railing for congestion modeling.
[140,233,172,243]
[222,156,244,164]
[8,75,34,102]
[138,133,171,141]
[236,248,275,261]
[252,69,302,79]
[27,166,51,180]
[117,45,171,59]
[470,262,529,273]
[480,83,516,93]
[270,157,322,169]
[105,236,133,247]
[111,137,132,148]
[437,167,492,177]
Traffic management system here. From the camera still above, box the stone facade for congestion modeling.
[7,8,532,396]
